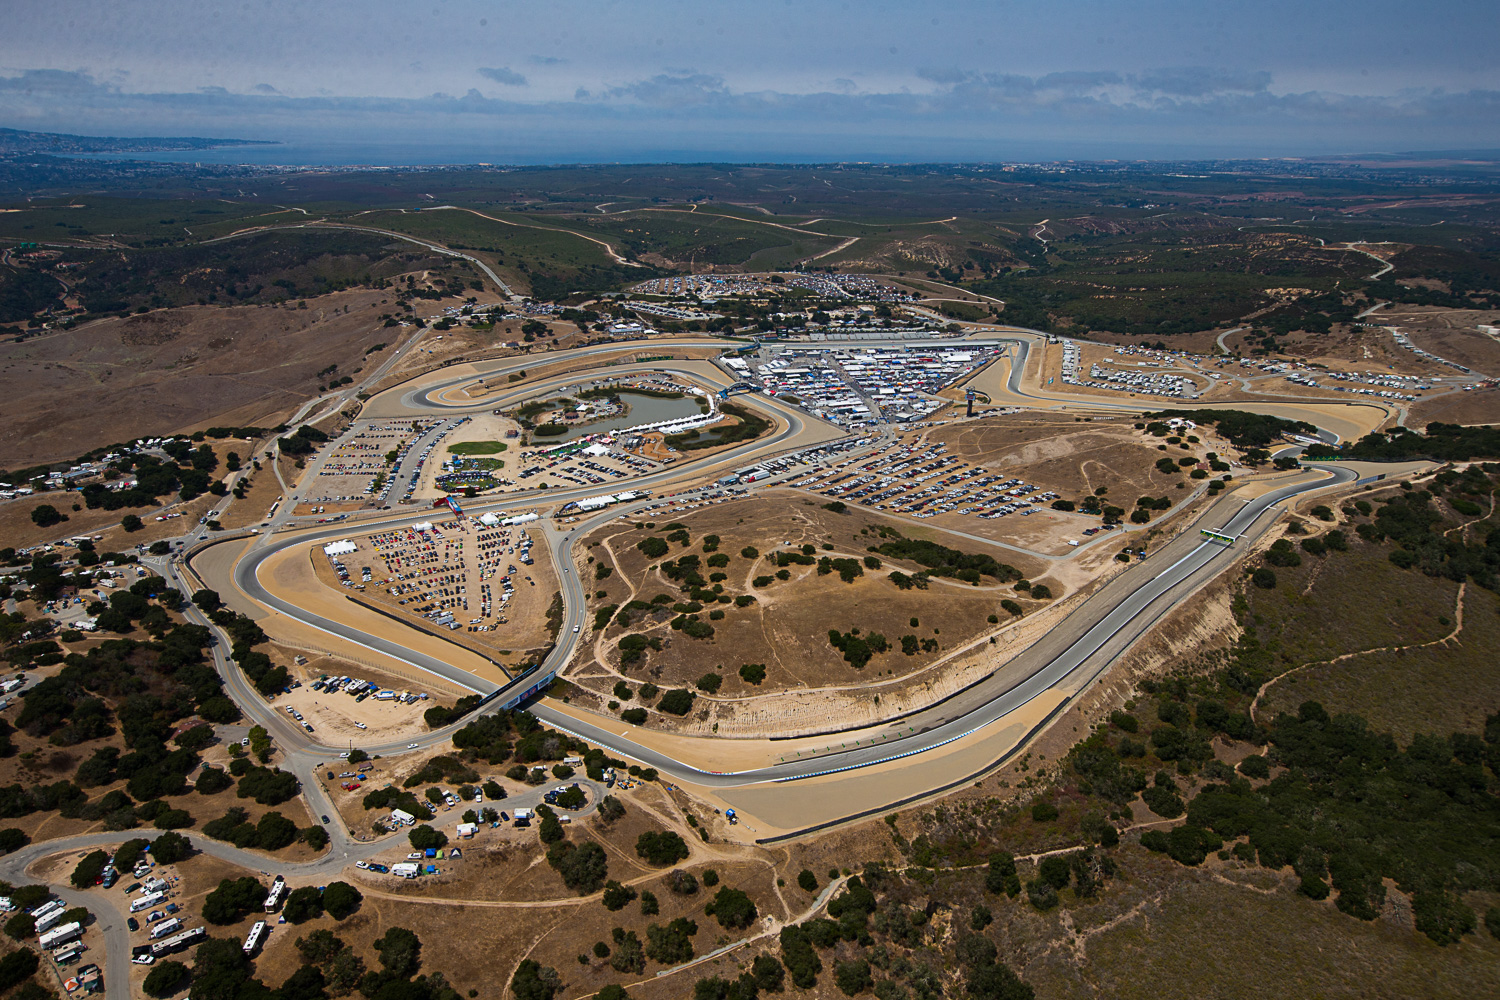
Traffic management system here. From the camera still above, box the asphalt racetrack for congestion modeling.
[203,338,1364,814]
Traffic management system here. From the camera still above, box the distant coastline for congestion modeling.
[0,127,276,156]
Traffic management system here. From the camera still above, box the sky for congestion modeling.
[2,0,1497,163]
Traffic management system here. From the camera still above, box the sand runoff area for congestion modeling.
[599,689,1072,840]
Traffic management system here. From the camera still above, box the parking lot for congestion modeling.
[797,436,1060,521]
[735,345,1001,427]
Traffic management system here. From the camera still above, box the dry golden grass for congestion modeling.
[575,495,1048,699]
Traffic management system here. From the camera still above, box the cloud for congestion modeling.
[916,66,970,86]
[603,72,729,106]
[528,55,565,66]
[1133,67,1272,97]
[477,66,527,87]
[0,68,106,96]
[0,66,1496,160]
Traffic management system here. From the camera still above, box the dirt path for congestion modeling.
[425,205,641,267]
[1249,582,1468,722]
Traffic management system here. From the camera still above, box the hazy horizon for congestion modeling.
[3,0,1497,163]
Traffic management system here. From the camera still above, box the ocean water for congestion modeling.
[62,140,851,168]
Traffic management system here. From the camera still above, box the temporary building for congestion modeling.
[322,541,357,557]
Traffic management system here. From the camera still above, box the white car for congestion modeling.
[131,955,154,966]
[337,751,350,759]
[572,625,580,633]
[354,723,367,731]
[407,742,420,749]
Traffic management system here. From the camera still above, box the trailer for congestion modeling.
[150,917,182,940]
[34,909,67,934]
[32,900,64,922]
[38,922,82,949]
[390,863,419,879]
[263,877,287,912]
[130,892,166,913]
[151,926,205,956]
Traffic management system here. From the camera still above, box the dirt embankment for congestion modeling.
[0,288,398,467]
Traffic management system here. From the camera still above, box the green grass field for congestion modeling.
[447,441,507,455]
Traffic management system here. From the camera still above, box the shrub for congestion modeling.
[1037,855,1072,890]
[602,880,638,911]
[739,663,766,685]
[621,708,647,725]
[1030,801,1058,822]
[695,673,723,694]
[203,876,267,924]
[666,870,699,895]
[409,825,449,850]
[283,885,324,923]
[151,831,191,864]
[323,881,362,919]
[636,830,691,866]
[985,851,1021,897]
[1238,755,1271,779]
[752,954,785,992]
[547,840,610,894]
[797,869,818,892]
[835,959,873,997]
[706,886,758,929]
[511,959,561,1000]
[657,689,696,716]
[645,917,698,965]
[779,924,822,989]
[143,959,189,997]
[1026,880,1059,910]
[1141,782,1186,819]
[70,850,108,889]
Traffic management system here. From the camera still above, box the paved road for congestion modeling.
[0,775,606,995]
[533,466,1356,785]
[215,448,1355,785]
[195,337,1379,782]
